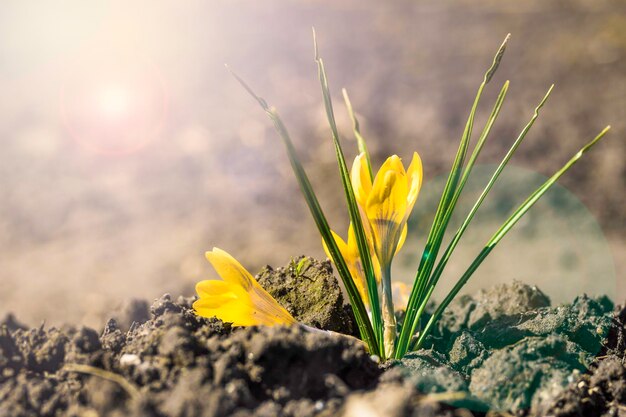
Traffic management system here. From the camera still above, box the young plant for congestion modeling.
[200,32,610,361]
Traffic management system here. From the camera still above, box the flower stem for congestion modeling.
[381,264,396,359]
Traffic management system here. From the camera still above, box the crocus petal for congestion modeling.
[366,167,408,264]
[345,225,372,306]
[380,154,407,178]
[367,156,409,222]
[194,280,257,325]
[322,230,352,262]
[346,223,357,249]
[205,248,255,290]
[347,223,375,263]
[194,298,256,326]
[405,151,423,213]
[322,228,371,308]
[196,248,297,326]
[195,279,246,299]
[349,261,370,309]
[351,153,372,208]
[194,296,284,326]
[396,224,408,255]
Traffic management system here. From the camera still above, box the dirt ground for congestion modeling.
[1,261,625,417]
[0,0,624,327]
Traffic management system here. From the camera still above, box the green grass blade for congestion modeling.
[342,88,373,181]
[422,34,511,280]
[412,125,611,351]
[394,80,509,356]
[423,80,510,290]
[487,125,610,246]
[403,85,552,353]
[313,29,384,355]
[396,34,511,357]
[428,85,553,288]
[442,81,511,223]
[432,33,511,236]
[227,66,379,355]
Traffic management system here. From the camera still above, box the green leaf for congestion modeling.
[313,29,385,356]
[394,80,511,356]
[227,65,380,355]
[433,85,553,284]
[396,34,511,357]
[412,125,611,351]
[342,88,373,181]
[405,84,553,353]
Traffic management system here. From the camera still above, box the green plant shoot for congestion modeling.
[218,32,610,361]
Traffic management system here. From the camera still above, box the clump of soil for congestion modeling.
[0,258,625,417]
[544,306,626,417]
[398,281,616,413]
[256,256,356,336]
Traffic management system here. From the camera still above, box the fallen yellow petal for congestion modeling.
[194,248,296,326]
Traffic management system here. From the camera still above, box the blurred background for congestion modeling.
[0,0,624,328]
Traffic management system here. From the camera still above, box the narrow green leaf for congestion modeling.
[487,125,610,246]
[227,66,380,355]
[396,34,511,357]
[412,125,611,351]
[342,88,373,181]
[394,80,510,357]
[442,80,512,224]
[485,34,511,83]
[404,85,553,353]
[313,29,385,355]
[432,85,553,286]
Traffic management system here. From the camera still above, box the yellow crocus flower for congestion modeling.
[194,248,296,326]
[351,151,422,357]
[351,152,422,267]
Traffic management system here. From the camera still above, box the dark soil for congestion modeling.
[397,281,617,414]
[0,257,624,417]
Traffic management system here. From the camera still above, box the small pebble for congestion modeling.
[120,353,141,367]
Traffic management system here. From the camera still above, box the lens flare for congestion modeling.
[60,62,167,155]
[98,85,132,120]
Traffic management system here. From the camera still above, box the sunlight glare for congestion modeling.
[97,85,132,120]
[60,62,166,156]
